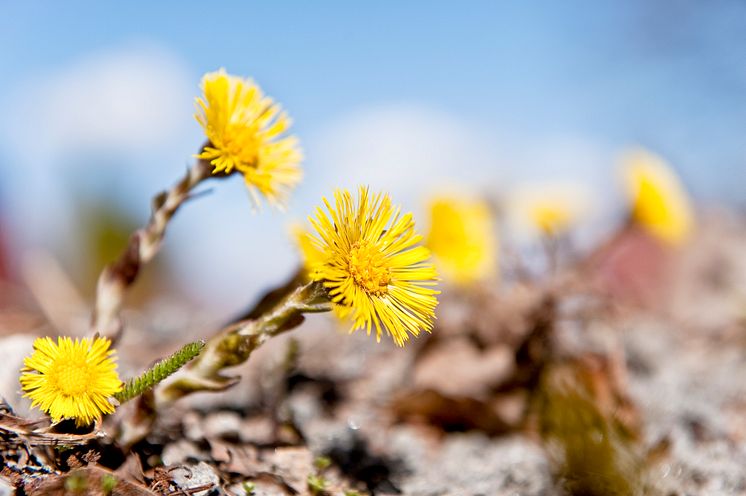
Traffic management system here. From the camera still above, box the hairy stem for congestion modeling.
[90,158,214,340]
[114,340,206,404]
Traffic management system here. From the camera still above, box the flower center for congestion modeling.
[224,129,259,165]
[348,241,391,296]
[51,360,91,396]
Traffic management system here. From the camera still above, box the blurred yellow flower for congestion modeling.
[510,185,589,237]
[621,149,694,245]
[195,69,302,206]
[20,336,122,427]
[305,187,439,346]
[425,195,497,284]
[291,223,324,279]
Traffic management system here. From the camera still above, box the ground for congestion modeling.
[1,213,746,495]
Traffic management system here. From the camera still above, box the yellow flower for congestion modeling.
[195,69,303,206]
[20,336,122,427]
[291,223,325,279]
[620,149,694,245]
[425,195,497,284]
[510,184,589,237]
[305,187,439,346]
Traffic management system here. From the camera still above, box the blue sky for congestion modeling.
[3,2,744,195]
[1,1,744,310]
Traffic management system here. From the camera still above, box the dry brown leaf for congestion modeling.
[24,466,155,496]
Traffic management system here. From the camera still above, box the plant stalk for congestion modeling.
[90,158,214,340]
[155,280,330,406]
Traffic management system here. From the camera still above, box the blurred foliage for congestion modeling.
[75,197,168,303]
[536,362,648,496]
[78,199,136,292]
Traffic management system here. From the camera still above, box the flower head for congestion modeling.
[304,187,439,346]
[425,194,497,284]
[195,69,303,206]
[620,149,694,245]
[509,184,589,237]
[20,336,122,427]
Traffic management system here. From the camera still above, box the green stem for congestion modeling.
[114,340,205,404]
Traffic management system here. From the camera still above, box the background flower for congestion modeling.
[507,183,591,238]
[425,194,498,284]
[620,148,694,245]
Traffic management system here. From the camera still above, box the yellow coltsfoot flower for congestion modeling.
[620,149,694,245]
[20,336,122,427]
[195,69,303,206]
[509,184,590,237]
[425,194,497,284]
[304,187,439,346]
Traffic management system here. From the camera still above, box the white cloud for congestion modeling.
[0,42,194,251]
[307,103,503,211]
[306,106,619,243]
[3,42,193,165]
[306,104,618,211]
[500,134,612,186]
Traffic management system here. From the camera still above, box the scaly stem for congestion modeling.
[155,280,331,407]
[90,158,214,340]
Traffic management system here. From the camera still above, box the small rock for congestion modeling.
[239,416,275,445]
[0,334,38,416]
[182,411,205,441]
[170,462,220,496]
[203,410,242,440]
[0,476,14,496]
[162,440,203,465]
[262,447,315,492]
